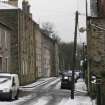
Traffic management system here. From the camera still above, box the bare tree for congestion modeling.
[41,22,55,36]
[41,22,61,42]
[59,42,82,71]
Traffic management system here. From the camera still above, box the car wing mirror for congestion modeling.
[12,82,15,86]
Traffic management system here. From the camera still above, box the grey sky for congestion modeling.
[19,0,87,43]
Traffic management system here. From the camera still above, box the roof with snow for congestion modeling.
[0,2,19,9]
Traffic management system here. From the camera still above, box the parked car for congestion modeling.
[0,73,19,100]
[68,70,80,82]
[60,70,80,90]
[61,72,72,90]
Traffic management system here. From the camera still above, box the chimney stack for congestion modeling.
[22,0,32,18]
[8,0,18,7]
[22,0,30,14]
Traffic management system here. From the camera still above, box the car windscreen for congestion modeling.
[63,73,72,77]
[0,76,11,83]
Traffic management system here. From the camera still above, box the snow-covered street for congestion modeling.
[0,77,96,105]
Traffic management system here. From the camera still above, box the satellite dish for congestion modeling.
[79,27,86,33]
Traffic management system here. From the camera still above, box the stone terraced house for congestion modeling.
[0,22,11,73]
[41,31,59,77]
[0,0,59,85]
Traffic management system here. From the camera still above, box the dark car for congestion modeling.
[68,70,80,82]
[61,72,72,90]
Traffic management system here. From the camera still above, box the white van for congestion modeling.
[0,73,19,100]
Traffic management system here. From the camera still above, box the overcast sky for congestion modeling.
[19,0,88,43]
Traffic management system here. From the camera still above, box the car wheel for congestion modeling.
[75,79,77,83]
[15,89,19,100]
[61,85,63,89]
[9,90,12,101]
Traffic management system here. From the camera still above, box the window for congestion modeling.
[25,60,28,75]
[22,60,25,75]
[22,60,28,75]
[5,31,7,48]
[0,57,2,72]
[5,58,8,72]
[1,30,5,48]
[0,28,1,47]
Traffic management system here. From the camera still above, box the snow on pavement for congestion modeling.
[21,77,56,88]
[75,79,87,93]
[0,95,94,105]
[0,95,33,105]
[57,98,68,105]
[56,96,94,105]
[0,78,96,105]
[20,77,57,91]
[30,96,52,105]
[56,78,96,105]
[58,97,92,105]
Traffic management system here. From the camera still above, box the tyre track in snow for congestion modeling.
[19,78,57,98]
[18,78,62,105]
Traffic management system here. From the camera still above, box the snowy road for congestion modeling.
[0,77,95,105]
[18,78,71,105]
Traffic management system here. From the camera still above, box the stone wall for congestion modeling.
[41,33,54,77]
[0,8,59,85]
[0,9,19,74]
[0,9,37,85]
[87,17,105,104]
[87,17,105,76]
[18,10,36,85]
[35,25,42,78]
[0,23,11,72]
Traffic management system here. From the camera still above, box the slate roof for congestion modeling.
[0,1,18,9]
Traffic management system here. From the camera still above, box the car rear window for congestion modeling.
[0,76,11,83]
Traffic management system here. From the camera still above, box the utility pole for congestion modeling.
[96,77,102,105]
[82,43,85,79]
[86,0,88,19]
[71,11,78,99]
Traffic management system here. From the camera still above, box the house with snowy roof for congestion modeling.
[0,0,37,85]
[0,0,60,85]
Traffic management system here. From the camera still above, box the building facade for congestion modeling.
[53,41,59,76]
[0,1,36,85]
[41,32,59,77]
[35,25,42,78]
[87,0,105,104]
[41,33,51,77]
[0,22,11,73]
[0,0,59,85]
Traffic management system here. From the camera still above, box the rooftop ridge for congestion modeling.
[0,1,19,9]
[0,0,8,4]
[0,0,18,7]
